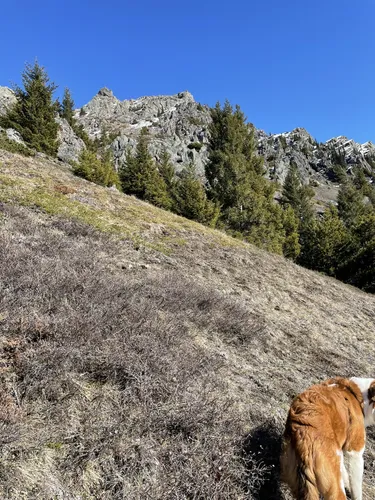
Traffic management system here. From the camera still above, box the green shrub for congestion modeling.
[73,149,121,188]
[0,131,34,156]
[188,117,204,127]
[187,142,203,151]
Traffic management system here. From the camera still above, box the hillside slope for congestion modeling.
[1,150,375,499]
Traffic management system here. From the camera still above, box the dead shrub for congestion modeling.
[53,184,76,195]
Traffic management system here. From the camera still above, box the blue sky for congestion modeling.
[1,0,374,143]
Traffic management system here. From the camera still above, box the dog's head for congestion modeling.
[350,377,375,426]
[367,381,375,424]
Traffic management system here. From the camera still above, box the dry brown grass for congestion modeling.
[1,150,375,498]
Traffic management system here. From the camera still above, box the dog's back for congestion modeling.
[281,378,364,499]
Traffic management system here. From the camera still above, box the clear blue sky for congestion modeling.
[1,0,374,143]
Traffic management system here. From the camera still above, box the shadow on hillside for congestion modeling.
[242,420,283,500]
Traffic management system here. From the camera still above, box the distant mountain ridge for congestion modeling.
[74,87,375,190]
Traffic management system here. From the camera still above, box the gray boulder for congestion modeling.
[0,88,26,146]
[56,116,85,164]
[0,86,17,116]
[5,128,25,144]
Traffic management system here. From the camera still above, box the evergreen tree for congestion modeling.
[337,180,367,228]
[353,167,367,191]
[205,100,286,252]
[119,128,156,198]
[73,149,120,188]
[224,177,286,253]
[299,206,349,276]
[158,149,176,192]
[329,164,347,183]
[281,162,315,226]
[206,101,264,210]
[175,163,220,226]
[334,213,375,291]
[119,128,171,209]
[281,162,301,208]
[157,148,177,209]
[282,206,301,260]
[0,61,59,156]
[281,162,315,262]
[145,167,172,210]
[365,184,375,207]
[61,87,75,126]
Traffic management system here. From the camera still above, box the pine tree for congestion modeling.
[282,205,301,260]
[329,164,347,183]
[337,180,367,228]
[299,206,349,276]
[353,167,367,191]
[205,100,285,252]
[61,87,75,126]
[145,167,172,210]
[281,162,315,262]
[157,148,177,209]
[206,101,264,210]
[335,213,375,292]
[175,163,220,227]
[119,128,172,209]
[0,61,59,156]
[119,128,155,198]
[158,149,176,192]
[281,162,315,225]
[281,162,301,208]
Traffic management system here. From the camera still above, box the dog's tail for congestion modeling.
[280,436,320,500]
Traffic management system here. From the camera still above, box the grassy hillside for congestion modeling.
[1,149,375,499]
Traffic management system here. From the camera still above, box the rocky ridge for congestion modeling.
[258,128,375,184]
[1,85,375,201]
[74,88,375,194]
[75,88,211,172]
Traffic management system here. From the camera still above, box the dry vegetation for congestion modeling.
[1,150,375,498]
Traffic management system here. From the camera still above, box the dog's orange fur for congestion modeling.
[281,378,366,499]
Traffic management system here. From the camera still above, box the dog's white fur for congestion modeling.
[281,377,375,499]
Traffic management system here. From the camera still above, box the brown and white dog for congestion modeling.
[280,377,375,499]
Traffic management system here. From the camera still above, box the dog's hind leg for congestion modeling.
[315,447,347,500]
[338,450,350,491]
[346,447,364,500]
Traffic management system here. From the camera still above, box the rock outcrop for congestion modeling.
[56,117,85,164]
[258,127,375,185]
[75,88,211,172]
[0,87,26,146]
[0,86,16,116]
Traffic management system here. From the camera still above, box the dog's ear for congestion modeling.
[368,382,375,406]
